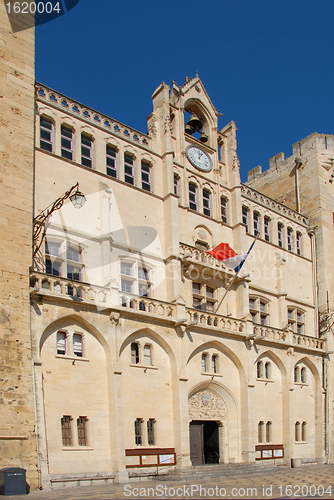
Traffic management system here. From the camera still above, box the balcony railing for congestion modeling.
[292,333,325,350]
[119,293,175,318]
[30,273,326,352]
[186,307,245,333]
[30,272,110,306]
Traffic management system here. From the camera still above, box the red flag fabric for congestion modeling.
[207,243,237,261]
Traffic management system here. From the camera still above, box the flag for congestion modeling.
[207,240,256,273]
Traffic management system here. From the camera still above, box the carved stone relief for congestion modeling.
[189,389,227,420]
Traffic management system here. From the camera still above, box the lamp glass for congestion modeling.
[70,191,86,209]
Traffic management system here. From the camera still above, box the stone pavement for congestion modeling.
[8,463,334,500]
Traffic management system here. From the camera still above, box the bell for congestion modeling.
[186,114,203,133]
[199,133,208,143]
[185,123,195,135]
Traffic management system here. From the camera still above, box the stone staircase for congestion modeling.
[154,462,285,482]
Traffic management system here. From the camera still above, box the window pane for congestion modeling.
[144,345,152,366]
[57,332,66,355]
[46,258,60,276]
[73,334,83,357]
[121,279,132,294]
[131,343,139,364]
[67,247,81,262]
[121,262,132,276]
[77,417,88,446]
[67,265,81,281]
[139,283,149,297]
[147,419,155,445]
[61,416,72,446]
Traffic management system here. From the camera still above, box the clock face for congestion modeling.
[186,146,212,172]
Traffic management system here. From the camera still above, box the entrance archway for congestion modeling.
[189,389,227,465]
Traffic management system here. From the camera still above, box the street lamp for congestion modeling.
[33,182,86,258]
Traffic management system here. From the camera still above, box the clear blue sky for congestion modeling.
[36,0,334,182]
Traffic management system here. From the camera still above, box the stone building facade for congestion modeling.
[0,12,331,489]
[247,134,334,463]
[0,4,39,490]
[29,77,327,489]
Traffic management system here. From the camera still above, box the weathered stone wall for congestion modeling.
[0,2,38,489]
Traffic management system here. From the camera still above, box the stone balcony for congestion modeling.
[185,307,326,353]
[179,243,236,284]
[30,272,326,353]
[29,271,111,308]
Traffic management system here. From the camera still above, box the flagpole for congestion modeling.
[214,233,259,315]
[215,274,238,314]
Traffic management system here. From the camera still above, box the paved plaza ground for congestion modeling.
[6,463,334,500]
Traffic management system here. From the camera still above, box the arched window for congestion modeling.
[266,421,272,442]
[257,361,263,379]
[258,421,264,443]
[301,367,307,384]
[301,422,307,441]
[294,366,300,383]
[295,422,301,442]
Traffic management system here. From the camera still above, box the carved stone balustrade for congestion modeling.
[30,272,110,306]
[36,84,151,149]
[119,293,175,318]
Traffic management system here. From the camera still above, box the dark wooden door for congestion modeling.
[204,421,219,464]
[189,422,204,465]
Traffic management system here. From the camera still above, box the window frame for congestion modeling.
[201,353,208,372]
[221,197,228,224]
[143,344,153,366]
[45,239,83,292]
[77,416,88,446]
[203,188,211,217]
[174,174,179,196]
[147,419,156,446]
[277,222,284,248]
[106,144,117,178]
[264,216,270,242]
[266,421,272,443]
[61,124,74,161]
[253,211,260,237]
[250,296,269,326]
[192,282,217,312]
[131,342,140,364]
[287,227,293,252]
[134,418,143,446]
[81,134,93,168]
[296,232,302,255]
[57,331,67,355]
[242,207,249,232]
[288,307,305,334]
[141,160,151,192]
[120,260,151,298]
[61,415,73,447]
[124,153,135,185]
[258,421,264,443]
[73,333,83,358]
[189,182,198,211]
[40,116,54,152]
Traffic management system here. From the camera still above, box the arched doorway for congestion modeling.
[189,389,227,465]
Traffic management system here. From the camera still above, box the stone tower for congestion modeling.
[0,2,38,489]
